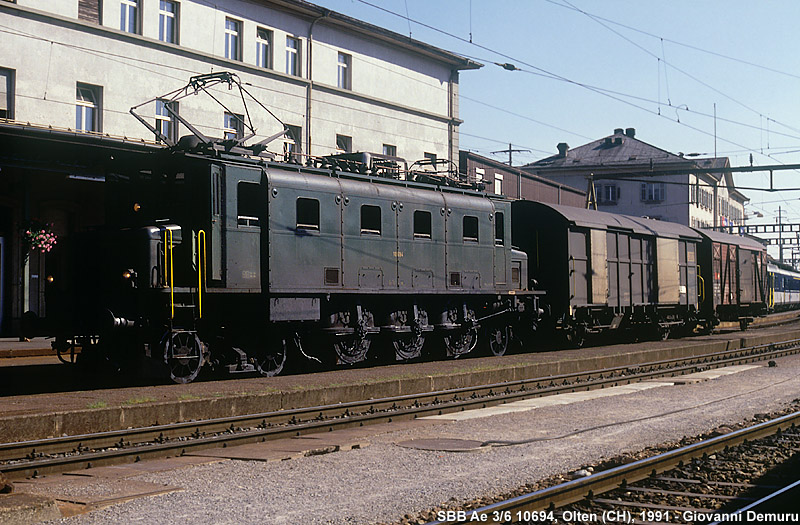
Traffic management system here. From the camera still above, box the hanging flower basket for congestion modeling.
[22,221,58,253]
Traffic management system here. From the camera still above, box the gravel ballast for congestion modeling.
[39,353,800,524]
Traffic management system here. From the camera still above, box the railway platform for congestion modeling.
[1,322,799,443]
[4,334,800,523]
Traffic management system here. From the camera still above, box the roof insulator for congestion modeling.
[495,62,519,71]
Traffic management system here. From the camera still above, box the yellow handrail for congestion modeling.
[164,228,174,319]
[697,266,705,305]
[197,230,207,319]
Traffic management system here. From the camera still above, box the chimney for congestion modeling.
[625,127,636,138]
[613,128,624,135]
[557,142,569,157]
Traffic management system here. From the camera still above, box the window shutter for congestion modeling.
[0,70,8,111]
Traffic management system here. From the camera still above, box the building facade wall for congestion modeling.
[529,168,745,228]
[1,0,464,164]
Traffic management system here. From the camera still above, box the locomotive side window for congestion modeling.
[237,181,260,227]
[413,210,432,239]
[463,216,478,243]
[495,212,504,246]
[361,204,381,235]
[296,197,320,231]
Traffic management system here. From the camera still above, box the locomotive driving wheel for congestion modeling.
[486,325,510,356]
[163,330,205,384]
[333,335,371,365]
[443,327,478,358]
[333,310,374,365]
[392,330,425,361]
[254,335,287,377]
[391,309,428,361]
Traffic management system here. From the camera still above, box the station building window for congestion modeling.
[155,99,178,142]
[336,134,352,153]
[120,0,140,34]
[296,198,320,231]
[361,205,381,235]
[159,1,178,44]
[286,36,301,76]
[76,83,101,132]
[225,18,242,61]
[640,182,665,203]
[598,184,619,204]
[0,68,13,119]
[337,52,351,90]
[494,173,503,195]
[256,27,273,69]
[224,112,243,140]
[284,124,302,160]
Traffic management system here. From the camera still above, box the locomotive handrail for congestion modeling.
[698,266,705,305]
[164,228,175,319]
[197,230,207,319]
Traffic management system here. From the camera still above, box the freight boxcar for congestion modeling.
[695,230,768,329]
[512,202,701,345]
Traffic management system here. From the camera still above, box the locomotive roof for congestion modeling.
[525,202,701,240]
[693,228,767,251]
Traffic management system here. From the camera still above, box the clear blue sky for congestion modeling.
[314,0,800,254]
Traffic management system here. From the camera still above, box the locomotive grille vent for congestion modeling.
[325,267,340,285]
[450,272,461,287]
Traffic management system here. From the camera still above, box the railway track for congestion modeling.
[2,337,800,481]
[429,411,800,524]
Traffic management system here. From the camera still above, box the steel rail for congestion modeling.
[2,338,799,479]
[431,411,800,525]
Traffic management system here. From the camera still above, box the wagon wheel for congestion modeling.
[392,331,425,361]
[254,336,287,377]
[486,325,511,356]
[444,327,478,358]
[564,323,586,348]
[163,331,205,384]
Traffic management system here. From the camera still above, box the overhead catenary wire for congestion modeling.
[353,0,798,172]
[546,0,800,137]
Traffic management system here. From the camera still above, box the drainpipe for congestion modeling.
[306,10,330,158]
[447,69,456,167]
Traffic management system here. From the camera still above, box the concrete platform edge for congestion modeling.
[2,329,799,443]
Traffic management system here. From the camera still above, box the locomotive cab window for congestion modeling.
[495,212,504,246]
[296,197,320,231]
[361,204,381,235]
[463,215,478,243]
[413,210,432,239]
[237,181,260,227]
